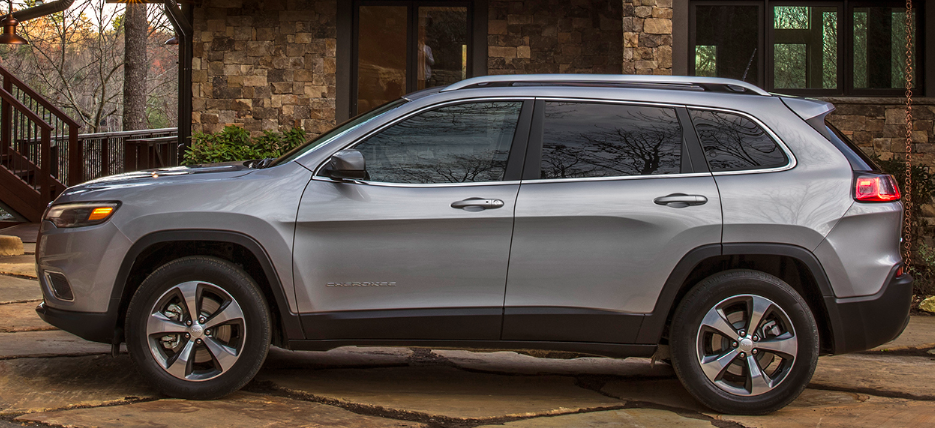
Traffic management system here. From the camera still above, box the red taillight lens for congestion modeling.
[855,174,900,202]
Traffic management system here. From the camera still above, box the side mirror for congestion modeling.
[322,149,367,180]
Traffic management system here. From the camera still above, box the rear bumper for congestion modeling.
[825,268,913,354]
[35,301,117,344]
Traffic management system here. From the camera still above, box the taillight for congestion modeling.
[854,174,900,202]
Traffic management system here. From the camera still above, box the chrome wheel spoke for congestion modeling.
[746,354,773,395]
[701,308,738,339]
[700,348,740,383]
[204,336,239,372]
[147,312,187,335]
[746,295,773,336]
[205,301,244,330]
[755,332,798,358]
[175,281,201,321]
[165,340,195,379]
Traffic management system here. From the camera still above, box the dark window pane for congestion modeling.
[539,102,682,179]
[689,109,787,172]
[853,7,916,89]
[418,7,469,90]
[772,6,838,89]
[357,6,408,114]
[355,102,522,184]
[693,6,760,86]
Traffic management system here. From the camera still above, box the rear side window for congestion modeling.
[689,109,788,172]
[539,102,683,179]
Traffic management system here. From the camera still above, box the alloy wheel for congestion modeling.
[696,294,798,396]
[146,281,246,381]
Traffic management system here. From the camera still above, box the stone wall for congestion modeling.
[622,0,672,75]
[191,0,337,137]
[487,0,622,75]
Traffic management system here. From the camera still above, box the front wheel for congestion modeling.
[670,269,819,415]
[125,256,271,399]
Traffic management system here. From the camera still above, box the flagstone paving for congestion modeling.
[15,392,425,428]
[2,268,934,427]
[0,275,41,303]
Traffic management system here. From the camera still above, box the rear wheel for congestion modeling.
[126,256,271,399]
[670,269,818,414]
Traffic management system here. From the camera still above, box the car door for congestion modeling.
[294,99,533,341]
[502,100,722,344]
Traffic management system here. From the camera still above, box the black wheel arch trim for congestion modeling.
[636,243,849,354]
[107,229,305,346]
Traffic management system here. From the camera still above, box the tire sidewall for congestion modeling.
[670,270,819,414]
[126,256,271,399]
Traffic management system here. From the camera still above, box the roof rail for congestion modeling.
[441,74,771,96]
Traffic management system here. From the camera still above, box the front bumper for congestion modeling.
[825,268,913,355]
[35,301,118,344]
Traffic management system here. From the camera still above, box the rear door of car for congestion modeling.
[502,99,723,343]
[293,99,533,341]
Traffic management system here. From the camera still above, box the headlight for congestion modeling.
[44,202,120,228]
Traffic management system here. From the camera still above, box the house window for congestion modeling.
[689,1,921,96]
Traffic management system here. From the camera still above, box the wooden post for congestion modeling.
[67,125,81,185]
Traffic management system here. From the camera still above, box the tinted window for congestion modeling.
[354,102,521,184]
[689,109,788,172]
[539,102,683,179]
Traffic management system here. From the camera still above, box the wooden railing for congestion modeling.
[0,61,180,222]
[74,127,178,180]
[0,65,81,187]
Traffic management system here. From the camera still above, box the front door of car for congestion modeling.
[294,99,532,341]
[502,100,723,344]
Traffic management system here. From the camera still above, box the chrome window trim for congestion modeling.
[312,97,533,188]
[520,172,714,185]
[310,176,523,188]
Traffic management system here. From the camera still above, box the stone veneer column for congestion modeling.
[622,0,672,75]
[191,0,337,137]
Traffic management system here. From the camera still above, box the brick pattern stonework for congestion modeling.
[622,0,672,75]
[191,0,337,137]
[487,0,622,75]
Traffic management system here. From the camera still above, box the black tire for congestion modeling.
[126,256,271,399]
[670,269,819,415]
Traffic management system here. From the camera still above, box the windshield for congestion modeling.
[271,99,408,166]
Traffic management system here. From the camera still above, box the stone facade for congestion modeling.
[622,0,672,75]
[191,0,337,137]
[486,0,622,75]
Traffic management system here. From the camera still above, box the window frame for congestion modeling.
[522,98,713,183]
[314,97,535,187]
[686,106,797,174]
[688,0,924,96]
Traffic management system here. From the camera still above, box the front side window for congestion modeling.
[539,102,683,179]
[353,102,522,184]
[689,109,788,172]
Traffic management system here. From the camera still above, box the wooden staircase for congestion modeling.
[0,64,80,222]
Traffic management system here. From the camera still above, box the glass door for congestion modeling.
[354,1,471,115]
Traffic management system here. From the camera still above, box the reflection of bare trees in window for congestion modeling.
[540,103,682,179]
[689,110,787,172]
[355,102,521,184]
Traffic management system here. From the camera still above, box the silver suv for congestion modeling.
[35,75,911,414]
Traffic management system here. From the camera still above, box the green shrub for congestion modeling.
[182,125,306,165]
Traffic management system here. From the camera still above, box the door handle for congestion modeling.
[451,197,505,211]
[653,193,708,208]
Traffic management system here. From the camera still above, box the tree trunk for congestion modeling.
[122,4,148,131]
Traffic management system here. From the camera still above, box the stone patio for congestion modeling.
[2,253,934,427]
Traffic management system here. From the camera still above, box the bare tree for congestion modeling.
[122,2,146,130]
[0,1,177,133]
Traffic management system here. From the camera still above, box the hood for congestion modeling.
[58,161,255,199]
